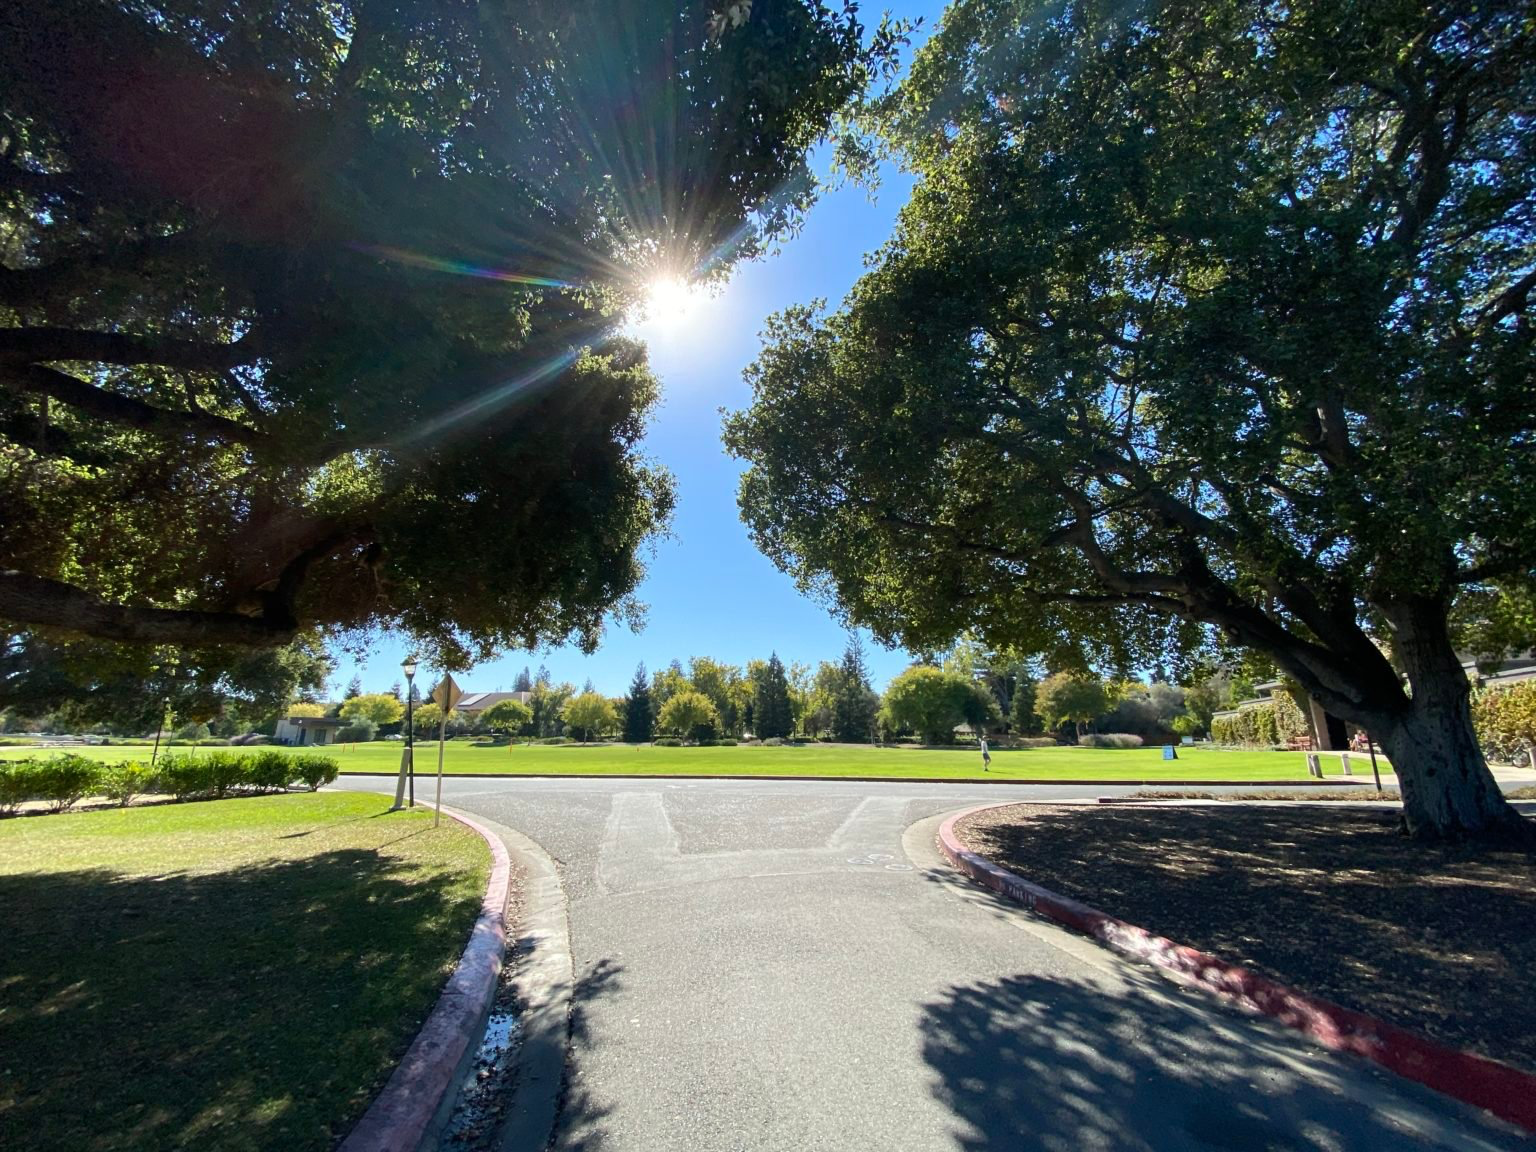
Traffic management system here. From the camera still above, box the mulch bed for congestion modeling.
[957,802,1536,1073]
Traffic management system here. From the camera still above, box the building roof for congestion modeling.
[455,691,532,713]
[284,715,345,727]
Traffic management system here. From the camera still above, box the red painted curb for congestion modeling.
[937,803,1536,1134]
[338,807,511,1152]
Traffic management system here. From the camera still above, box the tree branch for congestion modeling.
[0,570,297,646]
[4,364,267,446]
[0,326,258,371]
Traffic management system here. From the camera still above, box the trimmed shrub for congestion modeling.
[157,753,218,800]
[198,752,249,798]
[715,738,738,746]
[536,736,569,745]
[101,760,156,807]
[654,737,683,747]
[0,761,35,814]
[1012,736,1058,748]
[336,722,376,743]
[246,749,295,792]
[293,754,338,791]
[195,737,233,746]
[33,754,102,812]
[1078,733,1144,749]
[761,737,785,747]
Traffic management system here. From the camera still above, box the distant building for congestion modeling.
[1463,652,1536,689]
[274,715,346,746]
[453,691,532,717]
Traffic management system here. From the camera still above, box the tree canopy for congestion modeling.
[1034,673,1109,739]
[879,665,973,744]
[480,697,532,734]
[562,691,616,742]
[339,692,403,727]
[727,0,1535,840]
[0,0,898,671]
[657,689,719,741]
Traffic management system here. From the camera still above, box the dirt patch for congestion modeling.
[957,803,1536,1073]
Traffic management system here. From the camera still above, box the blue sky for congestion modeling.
[338,3,945,699]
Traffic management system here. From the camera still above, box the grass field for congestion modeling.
[0,739,1392,782]
[0,792,490,1152]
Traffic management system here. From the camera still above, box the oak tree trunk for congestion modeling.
[1374,598,1529,843]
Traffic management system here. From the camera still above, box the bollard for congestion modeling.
[1306,752,1321,778]
[1340,752,1351,776]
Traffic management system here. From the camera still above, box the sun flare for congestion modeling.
[634,275,704,334]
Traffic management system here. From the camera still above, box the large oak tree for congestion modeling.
[0,0,894,680]
[726,0,1536,840]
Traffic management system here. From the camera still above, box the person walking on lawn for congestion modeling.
[979,735,990,771]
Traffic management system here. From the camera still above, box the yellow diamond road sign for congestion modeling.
[431,674,463,711]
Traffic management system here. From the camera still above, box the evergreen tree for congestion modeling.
[389,681,403,702]
[1010,675,1042,736]
[624,663,654,744]
[536,665,552,687]
[344,675,363,700]
[754,653,794,739]
[513,667,533,693]
[831,637,878,742]
[582,677,596,695]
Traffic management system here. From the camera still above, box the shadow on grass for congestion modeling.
[0,850,482,1152]
[920,971,1520,1151]
[550,957,623,1152]
[957,805,1536,1073]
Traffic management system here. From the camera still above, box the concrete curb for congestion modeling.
[336,769,1379,788]
[339,808,511,1152]
[937,802,1536,1135]
[477,816,573,1152]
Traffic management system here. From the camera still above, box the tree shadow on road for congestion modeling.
[551,956,623,1151]
[919,971,1520,1152]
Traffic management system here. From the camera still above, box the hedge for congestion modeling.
[1473,681,1536,763]
[0,751,340,815]
[1078,733,1144,748]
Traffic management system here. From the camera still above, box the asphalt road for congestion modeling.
[340,776,1528,1152]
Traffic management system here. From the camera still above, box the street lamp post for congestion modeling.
[401,659,418,808]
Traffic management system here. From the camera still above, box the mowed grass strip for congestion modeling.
[0,741,1390,782]
[0,792,490,1152]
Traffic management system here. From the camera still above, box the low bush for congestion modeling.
[101,760,156,807]
[715,738,738,746]
[0,761,37,814]
[33,754,104,812]
[761,737,785,747]
[157,753,218,800]
[293,754,338,791]
[336,723,376,743]
[535,736,569,745]
[654,737,683,747]
[203,752,250,798]
[1012,736,1058,748]
[195,738,233,746]
[246,749,296,792]
[1078,733,1144,749]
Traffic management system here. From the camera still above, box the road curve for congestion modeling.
[339,776,1524,1152]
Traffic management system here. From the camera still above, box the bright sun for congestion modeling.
[635,275,703,333]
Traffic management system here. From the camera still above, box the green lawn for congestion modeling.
[0,792,490,1152]
[0,740,1391,782]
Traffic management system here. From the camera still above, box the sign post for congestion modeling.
[431,674,463,827]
